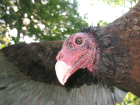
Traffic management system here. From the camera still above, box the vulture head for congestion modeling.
[55,32,99,85]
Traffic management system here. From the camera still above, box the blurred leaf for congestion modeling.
[99,0,138,8]
[0,0,88,44]
[116,92,140,105]
[97,20,109,26]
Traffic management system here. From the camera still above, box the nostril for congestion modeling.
[59,53,64,60]
[56,51,65,61]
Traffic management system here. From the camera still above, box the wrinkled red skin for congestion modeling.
[56,32,98,81]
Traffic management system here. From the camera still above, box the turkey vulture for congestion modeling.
[0,1,140,105]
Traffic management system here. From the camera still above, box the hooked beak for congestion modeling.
[55,61,72,85]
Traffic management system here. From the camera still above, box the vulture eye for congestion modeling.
[75,37,83,45]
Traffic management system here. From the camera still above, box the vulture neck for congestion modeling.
[82,27,130,87]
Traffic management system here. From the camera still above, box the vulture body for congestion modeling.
[0,42,126,105]
[0,1,140,105]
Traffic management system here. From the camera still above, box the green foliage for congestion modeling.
[116,92,140,105]
[97,20,109,26]
[0,44,6,49]
[0,24,10,48]
[100,0,138,8]
[0,0,88,44]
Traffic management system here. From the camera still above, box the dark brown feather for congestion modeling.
[80,1,140,96]
[0,2,140,105]
[0,41,98,88]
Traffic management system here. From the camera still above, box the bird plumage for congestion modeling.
[1,1,140,104]
[0,47,126,105]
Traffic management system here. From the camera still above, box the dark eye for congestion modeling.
[75,37,83,45]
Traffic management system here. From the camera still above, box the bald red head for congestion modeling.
[55,32,98,85]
